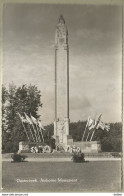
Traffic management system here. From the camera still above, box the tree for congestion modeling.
[69,121,86,141]
[95,122,122,152]
[2,83,42,153]
[2,85,9,152]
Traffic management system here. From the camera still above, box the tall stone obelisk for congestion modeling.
[54,15,71,148]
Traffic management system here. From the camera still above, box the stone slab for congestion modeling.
[19,142,44,153]
[73,141,101,153]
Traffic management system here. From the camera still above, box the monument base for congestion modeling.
[53,135,73,149]
[19,141,43,153]
[19,140,100,153]
[73,141,101,153]
[67,135,73,146]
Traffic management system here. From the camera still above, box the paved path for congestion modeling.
[2,157,121,162]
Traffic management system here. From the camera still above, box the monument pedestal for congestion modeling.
[54,117,71,148]
[53,134,73,150]
[19,141,42,153]
[67,135,73,146]
[73,141,101,153]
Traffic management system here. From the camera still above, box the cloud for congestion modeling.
[70,95,91,110]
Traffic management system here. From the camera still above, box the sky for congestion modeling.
[2,3,122,125]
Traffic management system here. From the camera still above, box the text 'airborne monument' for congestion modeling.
[54,15,73,148]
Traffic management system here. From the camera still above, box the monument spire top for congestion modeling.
[58,14,65,24]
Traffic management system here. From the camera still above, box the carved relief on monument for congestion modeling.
[57,121,66,134]
[55,15,68,46]
[56,120,66,143]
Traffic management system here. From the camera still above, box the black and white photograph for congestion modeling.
[2,1,123,193]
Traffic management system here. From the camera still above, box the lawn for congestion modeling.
[2,161,121,192]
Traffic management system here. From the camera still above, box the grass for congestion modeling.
[2,161,121,192]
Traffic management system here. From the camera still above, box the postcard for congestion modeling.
[1,0,123,193]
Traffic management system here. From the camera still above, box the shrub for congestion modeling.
[11,153,27,162]
[72,152,85,162]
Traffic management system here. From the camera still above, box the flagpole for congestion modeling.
[82,117,89,141]
[40,128,44,142]
[90,114,102,142]
[86,131,90,141]
[28,113,36,142]
[38,127,42,142]
[90,128,96,141]
[29,125,36,142]
[30,113,41,142]
[32,120,39,142]
[31,121,39,142]
[36,124,41,142]
[37,119,46,142]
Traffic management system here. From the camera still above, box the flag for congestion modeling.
[30,114,38,125]
[18,113,28,123]
[98,114,102,121]
[24,113,33,125]
[96,119,110,132]
[105,123,110,131]
[87,117,96,130]
[17,112,30,141]
[37,120,46,130]
[96,121,105,130]
[89,114,102,141]
[95,114,102,129]
[82,116,90,141]
[30,114,41,142]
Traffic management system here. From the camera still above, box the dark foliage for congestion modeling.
[11,153,27,162]
[69,121,86,141]
[43,124,54,141]
[72,152,85,162]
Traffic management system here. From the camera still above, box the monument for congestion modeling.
[53,15,101,153]
[19,15,101,153]
[53,15,73,148]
